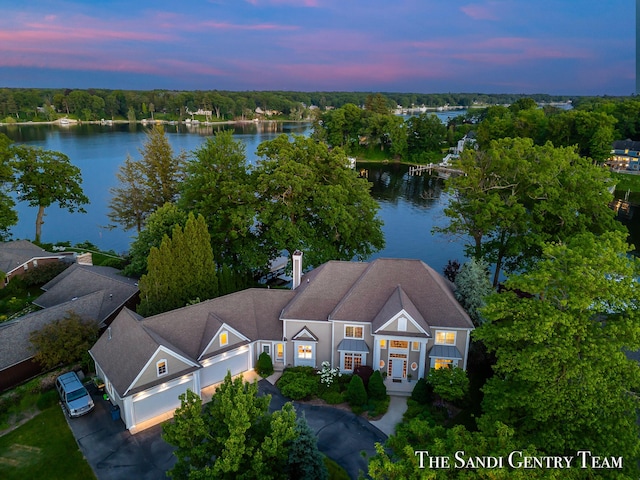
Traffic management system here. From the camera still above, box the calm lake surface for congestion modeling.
[2,116,634,275]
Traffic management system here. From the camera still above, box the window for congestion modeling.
[435,331,456,345]
[262,344,270,355]
[343,353,362,372]
[380,339,387,349]
[23,264,28,271]
[434,358,454,369]
[276,343,284,361]
[33,260,38,267]
[345,325,364,339]
[157,360,167,376]
[390,340,408,349]
[411,341,420,352]
[219,331,228,347]
[297,345,313,359]
[398,317,407,331]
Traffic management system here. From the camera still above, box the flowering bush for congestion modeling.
[317,361,341,387]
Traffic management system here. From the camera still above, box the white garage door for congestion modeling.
[200,348,250,388]
[132,380,192,426]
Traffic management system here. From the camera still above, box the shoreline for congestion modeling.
[0,117,307,127]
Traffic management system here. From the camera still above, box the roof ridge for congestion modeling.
[328,259,375,320]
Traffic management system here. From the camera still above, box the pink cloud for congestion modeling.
[201,21,299,31]
[460,3,500,21]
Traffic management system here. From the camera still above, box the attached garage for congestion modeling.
[200,345,251,388]
[131,375,195,427]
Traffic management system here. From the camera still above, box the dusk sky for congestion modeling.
[0,1,634,95]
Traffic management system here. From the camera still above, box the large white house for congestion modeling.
[89,255,474,433]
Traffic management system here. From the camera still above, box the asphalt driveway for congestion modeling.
[67,380,388,480]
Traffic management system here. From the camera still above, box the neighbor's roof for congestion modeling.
[0,240,59,274]
[0,293,103,370]
[35,264,138,324]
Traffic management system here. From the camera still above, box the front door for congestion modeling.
[391,358,405,379]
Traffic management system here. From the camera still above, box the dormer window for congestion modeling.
[220,331,228,347]
[398,317,407,331]
[157,359,167,377]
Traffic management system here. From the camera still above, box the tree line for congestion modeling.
[1,87,575,123]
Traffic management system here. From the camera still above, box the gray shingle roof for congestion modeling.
[0,293,103,370]
[35,264,138,324]
[0,240,59,274]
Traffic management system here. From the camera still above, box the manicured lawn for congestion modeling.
[0,406,95,480]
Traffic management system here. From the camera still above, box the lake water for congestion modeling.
[4,114,632,277]
[0,120,467,274]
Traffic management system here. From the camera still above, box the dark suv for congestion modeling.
[55,372,94,417]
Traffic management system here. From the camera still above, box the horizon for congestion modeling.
[0,1,634,96]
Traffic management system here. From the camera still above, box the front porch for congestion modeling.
[384,377,416,396]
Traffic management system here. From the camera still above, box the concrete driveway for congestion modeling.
[67,380,388,480]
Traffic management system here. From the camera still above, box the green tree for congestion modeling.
[137,213,217,316]
[454,258,493,326]
[164,373,298,480]
[367,370,387,401]
[108,124,185,232]
[345,373,367,407]
[123,203,188,277]
[0,134,18,239]
[256,351,274,378]
[287,414,328,480]
[253,134,384,269]
[30,312,99,370]
[427,366,469,403]
[11,145,89,243]
[475,231,640,474]
[406,113,447,162]
[179,130,262,272]
[436,137,621,285]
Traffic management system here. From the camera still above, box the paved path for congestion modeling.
[369,395,409,436]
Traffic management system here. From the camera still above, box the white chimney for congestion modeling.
[292,250,303,289]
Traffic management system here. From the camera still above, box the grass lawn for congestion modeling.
[0,406,95,480]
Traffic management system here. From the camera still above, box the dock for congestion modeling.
[408,163,464,177]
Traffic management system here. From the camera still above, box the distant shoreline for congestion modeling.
[0,117,305,127]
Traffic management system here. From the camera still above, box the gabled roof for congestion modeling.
[288,258,472,330]
[371,285,431,336]
[89,308,161,396]
[0,240,60,274]
[0,293,103,370]
[35,264,138,324]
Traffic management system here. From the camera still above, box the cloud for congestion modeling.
[201,21,299,31]
[244,0,319,6]
[460,2,500,21]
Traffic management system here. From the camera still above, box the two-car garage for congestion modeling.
[130,375,195,429]
[199,345,251,388]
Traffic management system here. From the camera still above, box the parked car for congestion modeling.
[55,372,94,417]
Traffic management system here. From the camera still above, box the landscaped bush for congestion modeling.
[354,365,374,388]
[21,262,71,287]
[367,370,386,400]
[256,352,274,377]
[277,369,319,400]
[427,366,469,404]
[345,374,367,407]
[411,377,434,405]
[320,391,343,405]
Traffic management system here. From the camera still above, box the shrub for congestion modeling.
[367,370,386,400]
[411,377,434,405]
[320,391,343,405]
[256,352,274,377]
[317,361,341,387]
[354,365,373,388]
[278,370,319,400]
[21,262,71,287]
[345,374,367,407]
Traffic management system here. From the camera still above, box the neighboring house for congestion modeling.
[90,255,474,433]
[607,139,640,171]
[0,264,139,391]
[0,240,74,287]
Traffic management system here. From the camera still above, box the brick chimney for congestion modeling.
[292,250,303,289]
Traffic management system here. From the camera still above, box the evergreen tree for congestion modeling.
[454,257,493,326]
[138,213,217,316]
[367,370,387,401]
[345,374,367,407]
[287,414,328,480]
[108,124,185,232]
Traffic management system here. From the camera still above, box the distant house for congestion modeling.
[90,255,474,433]
[607,140,640,171]
[0,264,139,391]
[0,240,73,288]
